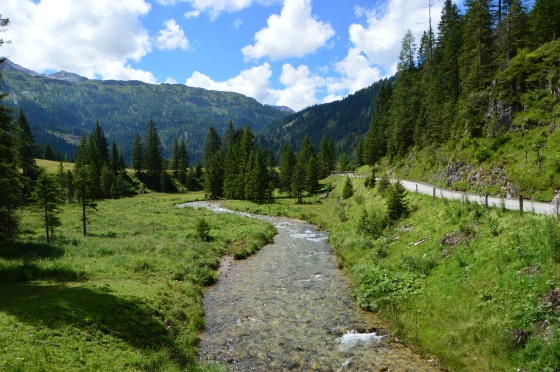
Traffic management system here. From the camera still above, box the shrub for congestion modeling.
[386,181,410,222]
[342,177,354,199]
[357,207,388,239]
[352,265,423,312]
[377,174,391,195]
[196,218,211,241]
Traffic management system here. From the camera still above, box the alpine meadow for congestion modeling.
[2,0,560,370]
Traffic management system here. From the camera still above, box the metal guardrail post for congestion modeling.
[519,195,523,214]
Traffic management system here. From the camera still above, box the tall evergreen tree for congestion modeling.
[131,132,144,174]
[460,0,494,91]
[143,119,163,179]
[279,144,296,195]
[291,157,306,204]
[0,41,22,241]
[89,120,109,168]
[203,127,224,199]
[170,138,180,176]
[319,135,336,178]
[31,173,63,243]
[388,32,420,158]
[17,109,39,179]
[529,0,560,46]
[178,138,189,185]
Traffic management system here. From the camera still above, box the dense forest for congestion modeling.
[358,0,560,167]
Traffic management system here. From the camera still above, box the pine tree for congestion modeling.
[178,138,189,186]
[143,119,163,179]
[387,181,410,222]
[74,164,97,236]
[529,0,560,46]
[43,144,54,160]
[279,144,296,195]
[89,120,109,167]
[31,172,63,243]
[388,33,420,158]
[305,155,320,195]
[109,140,121,174]
[460,0,494,92]
[17,109,39,179]
[170,138,180,176]
[291,157,306,204]
[131,132,144,174]
[342,177,354,199]
[203,127,224,199]
[319,135,336,178]
[56,162,67,202]
[0,52,22,241]
[66,169,74,203]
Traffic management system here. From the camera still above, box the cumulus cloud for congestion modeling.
[155,19,189,51]
[186,62,324,111]
[325,0,445,97]
[186,63,273,103]
[268,64,324,110]
[242,0,335,60]
[2,0,157,83]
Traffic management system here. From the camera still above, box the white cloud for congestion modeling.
[165,77,178,84]
[155,19,189,51]
[348,0,444,73]
[2,0,157,83]
[182,0,253,19]
[324,0,445,97]
[186,62,324,111]
[187,63,273,103]
[242,0,335,60]
[184,10,201,18]
[269,64,324,110]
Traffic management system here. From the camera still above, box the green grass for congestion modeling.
[0,192,275,371]
[225,176,560,371]
[381,126,560,202]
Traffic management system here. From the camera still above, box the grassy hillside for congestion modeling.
[0,192,276,371]
[378,123,560,202]
[225,175,560,371]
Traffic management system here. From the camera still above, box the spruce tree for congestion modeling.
[17,109,39,179]
[31,172,63,243]
[0,50,22,241]
[143,119,163,179]
[170,138,180,176]
[342,177,354,199]
[131,132,144,174]
[203,127,224,199]
[291,157,306,204]
[279,144,296,195]
[387,181,410,222]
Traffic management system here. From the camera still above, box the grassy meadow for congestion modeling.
[0,190,276,371]
[225,174,560,371]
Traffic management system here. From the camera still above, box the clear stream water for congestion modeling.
[181,202,438,371]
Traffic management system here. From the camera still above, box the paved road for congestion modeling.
[334,174,559,216]
[399,180,558,216]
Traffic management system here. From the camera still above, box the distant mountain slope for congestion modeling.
[0,60,289,163]
[259,77,392,158]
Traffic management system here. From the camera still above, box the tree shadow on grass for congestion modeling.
[0,261,87,283]
[0,283,193,367]
[0,241,65,260]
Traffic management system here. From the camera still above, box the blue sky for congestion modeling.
[2,0,492,111]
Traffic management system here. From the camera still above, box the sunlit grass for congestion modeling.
[0,192,275,371]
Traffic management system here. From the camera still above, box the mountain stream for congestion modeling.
[180,202,438,371]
